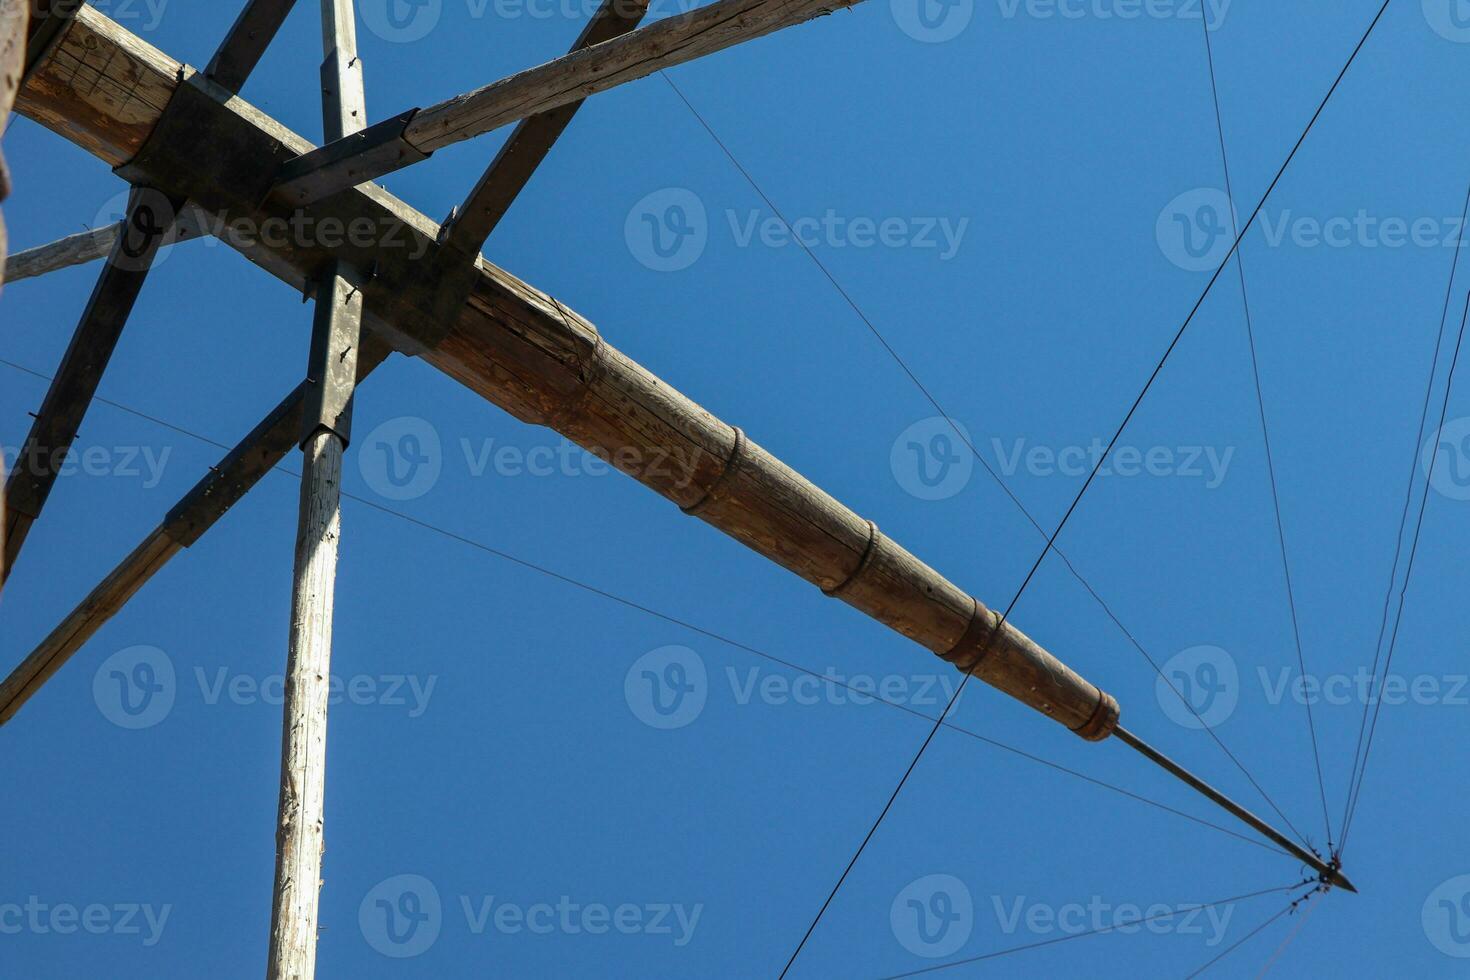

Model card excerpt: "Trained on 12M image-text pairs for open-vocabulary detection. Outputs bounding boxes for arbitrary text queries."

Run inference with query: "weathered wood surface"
[279,0,865,202]
[207,0,300,96]
[1,0,27,595]
[1,0,20,289]
[268,431,344,980]
[267,8,370,974]
[0,340,391,726]
[12,8,1122,740]
[442,0,650,257]
[1,206,209,284]
[2,184,182,585]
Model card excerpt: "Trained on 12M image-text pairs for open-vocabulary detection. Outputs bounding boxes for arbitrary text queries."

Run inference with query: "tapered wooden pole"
[266,3,366,977]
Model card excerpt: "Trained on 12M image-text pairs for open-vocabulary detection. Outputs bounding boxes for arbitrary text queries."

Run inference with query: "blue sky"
[4,0,1470,976]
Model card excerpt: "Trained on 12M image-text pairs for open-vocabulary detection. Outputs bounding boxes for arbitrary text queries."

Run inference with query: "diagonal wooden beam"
[2,184,184,585]
[0,340,390,725]
[13,9,1122,747]
[2,2,301,585]
[274,0,863,204]
[0,206,210,284]
[440,0,650,257]
[206,0,301,96]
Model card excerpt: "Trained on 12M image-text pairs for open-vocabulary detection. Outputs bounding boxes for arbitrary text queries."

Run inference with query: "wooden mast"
[266,2,366,977]
[9,7,1122,743]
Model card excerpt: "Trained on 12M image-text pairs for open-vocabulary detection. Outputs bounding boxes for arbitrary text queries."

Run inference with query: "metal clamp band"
[941,597,1001,672]
[1072,690,1121,742]
[823,520,881,597]
[681,425,746,516]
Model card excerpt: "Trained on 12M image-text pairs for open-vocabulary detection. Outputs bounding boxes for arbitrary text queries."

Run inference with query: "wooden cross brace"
[8,3,1123,742]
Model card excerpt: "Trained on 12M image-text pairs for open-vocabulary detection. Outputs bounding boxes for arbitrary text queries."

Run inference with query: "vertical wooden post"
[265,3,366,977]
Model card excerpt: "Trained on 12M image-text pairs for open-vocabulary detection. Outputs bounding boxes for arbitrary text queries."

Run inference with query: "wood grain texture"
[2,205,209,284]
[0,341,391,726]
[1,0,25,591]
[14,8,1121,741]
[0,528,179,723]
[267,432,344,980]
[403,0,865,152]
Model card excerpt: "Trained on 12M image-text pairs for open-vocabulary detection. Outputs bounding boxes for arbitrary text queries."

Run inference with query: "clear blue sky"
[4,0,1470,976]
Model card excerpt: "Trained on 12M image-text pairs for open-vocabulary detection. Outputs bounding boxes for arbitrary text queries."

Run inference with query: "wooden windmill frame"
[0,0,1377,974]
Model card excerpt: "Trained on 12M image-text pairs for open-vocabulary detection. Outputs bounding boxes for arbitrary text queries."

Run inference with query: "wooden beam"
[267,5,368,976]
[274,0,863,204]
[206,0,300,95]
[2,0,25,284]
[13,8,1123,742]
[441,0,650,257]
[2,0,29,596]
[0,341,390,726]
[2,185,184,585]
[0,206,210,284]
[3,1,304,585]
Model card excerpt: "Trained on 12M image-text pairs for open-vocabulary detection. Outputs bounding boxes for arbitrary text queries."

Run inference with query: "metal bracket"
[116,71,465,351]
[301,261,365,448]
[273,110,428,207]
